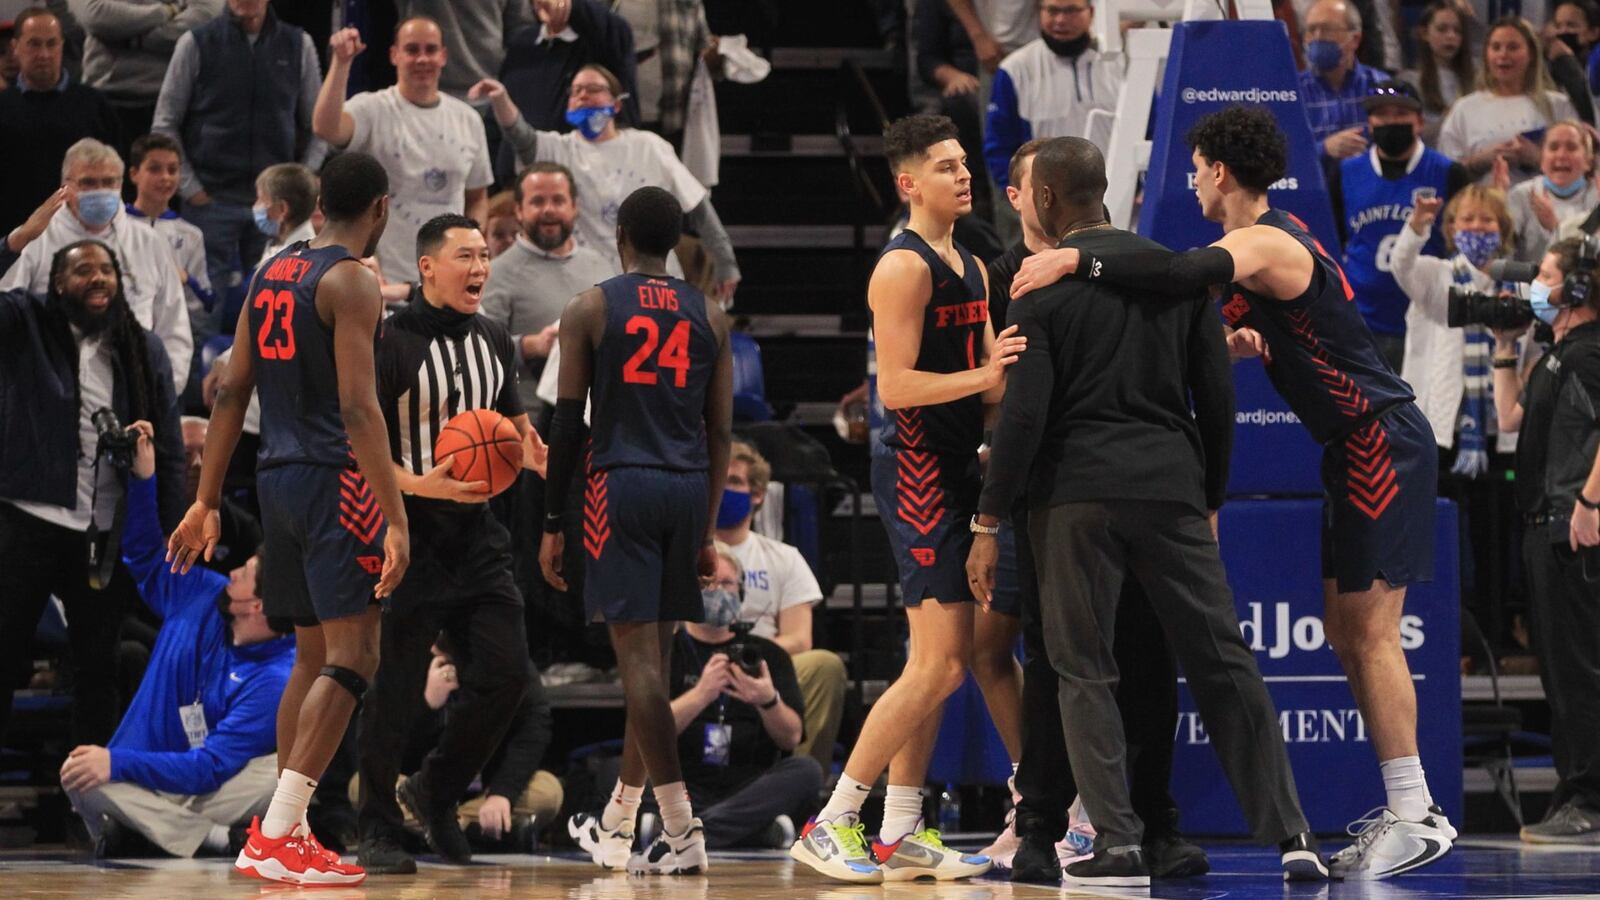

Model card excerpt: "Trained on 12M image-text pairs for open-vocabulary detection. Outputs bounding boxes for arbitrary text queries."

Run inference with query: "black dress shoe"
[1144,828,1209,878]
[396,775,472,865]
[1010,829,1061,883]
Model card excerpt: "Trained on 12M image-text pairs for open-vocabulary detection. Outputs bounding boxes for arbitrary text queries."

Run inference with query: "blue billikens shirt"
[1338,144,1455,337]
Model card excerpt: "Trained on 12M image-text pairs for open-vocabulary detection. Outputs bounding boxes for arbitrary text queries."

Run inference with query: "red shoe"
[297,825,363,876]
[235,817,367,886]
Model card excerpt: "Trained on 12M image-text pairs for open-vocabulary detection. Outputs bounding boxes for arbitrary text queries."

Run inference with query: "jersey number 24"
[622,315,690,387]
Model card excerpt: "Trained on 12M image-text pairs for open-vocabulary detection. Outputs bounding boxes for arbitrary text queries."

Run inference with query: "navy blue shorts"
[1320,402,1437,594]
[582,466,709,624]
[987,519,1024,618]
[258,462,387,624]
[870,449,978,607]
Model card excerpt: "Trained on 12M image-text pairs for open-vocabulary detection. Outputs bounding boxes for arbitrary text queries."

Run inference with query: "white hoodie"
[3,205,192,393]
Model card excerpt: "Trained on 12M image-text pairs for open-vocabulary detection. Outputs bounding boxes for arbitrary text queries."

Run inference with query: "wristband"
[758,694,780,710]
[1580,492,1600,511]
[542,513,564,534]
[1492,356,1518,369]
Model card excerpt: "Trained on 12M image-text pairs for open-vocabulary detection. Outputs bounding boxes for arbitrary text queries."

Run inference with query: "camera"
[722,622,765,677]
[91,408,136,470]
[1446,286,1534,330]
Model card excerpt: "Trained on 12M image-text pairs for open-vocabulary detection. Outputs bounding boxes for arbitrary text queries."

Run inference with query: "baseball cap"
[1362,80,1423,113]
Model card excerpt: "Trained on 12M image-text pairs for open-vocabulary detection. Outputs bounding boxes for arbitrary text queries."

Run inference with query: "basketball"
[433,409,522,499]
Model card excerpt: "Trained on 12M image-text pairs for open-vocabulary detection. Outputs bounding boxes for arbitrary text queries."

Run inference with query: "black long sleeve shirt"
[978,228,1235,519]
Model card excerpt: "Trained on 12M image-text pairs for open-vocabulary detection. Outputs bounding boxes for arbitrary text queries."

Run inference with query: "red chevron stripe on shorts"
[1283,309,1373,421]
[896,449,944,536]
[583,467,611,559]
[337,469,384,545]
[1345,421,1400,520]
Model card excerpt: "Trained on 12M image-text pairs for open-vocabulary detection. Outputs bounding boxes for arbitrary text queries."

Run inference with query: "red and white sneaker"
[297,825,363,876]
[235,817,367,886]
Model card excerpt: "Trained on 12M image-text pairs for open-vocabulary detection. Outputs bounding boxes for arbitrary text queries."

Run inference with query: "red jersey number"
[253,289,297,361]
[621,316,691,387]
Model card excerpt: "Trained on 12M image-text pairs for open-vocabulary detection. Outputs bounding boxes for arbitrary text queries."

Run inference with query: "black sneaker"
[1142,808,1208,878]
[1009,829,1061,884]
[357,833,418,875]
[90,814,127,859]
[1279,831,1329,881]
[1063,845,1150,887]
[396,775,473,865]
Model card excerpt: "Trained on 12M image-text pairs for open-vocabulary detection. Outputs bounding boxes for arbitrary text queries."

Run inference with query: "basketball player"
[1011,105,1453,878]
[539,186,733,875]
[788,114,1024,884]
[358,214,550,873]
[167,151,409,886]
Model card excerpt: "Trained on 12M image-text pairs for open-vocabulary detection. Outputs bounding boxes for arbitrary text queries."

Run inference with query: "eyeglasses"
[709,579,741,591]
[1305,23,1351,38]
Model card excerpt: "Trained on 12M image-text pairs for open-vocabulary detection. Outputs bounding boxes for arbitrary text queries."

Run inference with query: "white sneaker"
[978,807,1020,869]
[627,818,708,875]
[790,817,884,884]
[568,812,634,869]
[873,825,992,882]
[1328,808,1452,880]
[1429,804,1459,841]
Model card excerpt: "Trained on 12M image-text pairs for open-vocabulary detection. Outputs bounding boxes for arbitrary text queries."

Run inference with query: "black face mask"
[1043,32,1092,59]
[1372,123,1417,158]
[1558,32,1587,55]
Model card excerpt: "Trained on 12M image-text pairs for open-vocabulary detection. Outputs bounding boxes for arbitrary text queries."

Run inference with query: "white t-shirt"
[977,0,1038,54]
[345,87,493,283]
[726,531,823,641]
[5,333,118,532]
[1437,91,1578,186]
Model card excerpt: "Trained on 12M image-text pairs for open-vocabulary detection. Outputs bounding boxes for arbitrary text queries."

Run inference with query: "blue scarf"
[1450,257,1493,479]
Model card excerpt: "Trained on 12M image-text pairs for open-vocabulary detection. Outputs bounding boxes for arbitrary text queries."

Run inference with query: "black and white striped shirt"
[377,292,524,477]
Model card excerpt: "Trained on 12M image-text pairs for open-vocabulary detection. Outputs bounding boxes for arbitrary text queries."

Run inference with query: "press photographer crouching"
[665,544,823,849]
[1490,236,1600,844]
[0,240,184,752]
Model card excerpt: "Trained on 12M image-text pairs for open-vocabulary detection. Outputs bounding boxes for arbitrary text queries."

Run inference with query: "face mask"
[1372,123,1416,157]
[76,190,121,228]
[565,105,616,141]
[252,204,279,237]
[1306,39,1344,73]
[1544,176,1589,199]
[716,488,753,529]
[1529,279,1563,324]
[1454,229,1502,268]
[1558,32,1586,55]
[1042,32,1091,58]
[700,587,741,628]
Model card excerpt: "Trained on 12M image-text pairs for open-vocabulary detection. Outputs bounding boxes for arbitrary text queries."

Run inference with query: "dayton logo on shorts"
[355,555,383,575]
[1222,293,1251,326]
[910,547,937,567]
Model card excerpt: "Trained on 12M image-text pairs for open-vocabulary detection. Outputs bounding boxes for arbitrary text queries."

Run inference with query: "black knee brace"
[320,665,369,699]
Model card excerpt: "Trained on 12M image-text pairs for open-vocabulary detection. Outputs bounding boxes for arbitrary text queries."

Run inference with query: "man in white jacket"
[1,139,192,393]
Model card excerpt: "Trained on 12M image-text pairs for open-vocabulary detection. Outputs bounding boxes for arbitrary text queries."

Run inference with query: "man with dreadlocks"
[0,239,185,754]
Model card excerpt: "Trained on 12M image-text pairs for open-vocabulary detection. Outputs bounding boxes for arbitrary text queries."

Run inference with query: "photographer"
[1491,237,1600,843]
[666,545,822,849]
[0,239,183,752]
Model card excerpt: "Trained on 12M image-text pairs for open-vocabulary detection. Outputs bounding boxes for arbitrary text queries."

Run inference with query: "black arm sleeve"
[912,0,952,87]
[1076,245,1237,299]
[1186,299,1235,510]
[978,298,1054,518]
[1327,162,1348,248]
[542,398,586,531]
[1550,54,1597,126]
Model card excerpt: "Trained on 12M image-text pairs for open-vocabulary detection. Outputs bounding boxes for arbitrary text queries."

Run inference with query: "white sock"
[653,781,693,838]
[818,774,871,824]
[880,784,924,844]
[600,781,644,831]
[1380,756,1431,821]
[201,824,231,852]
[261,769,317,839]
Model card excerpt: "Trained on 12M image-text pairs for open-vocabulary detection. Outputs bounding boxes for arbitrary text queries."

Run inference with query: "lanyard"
[679,633,726,724]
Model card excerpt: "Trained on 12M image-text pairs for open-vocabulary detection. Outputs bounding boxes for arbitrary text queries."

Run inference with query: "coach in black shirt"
[966,138,1318,887]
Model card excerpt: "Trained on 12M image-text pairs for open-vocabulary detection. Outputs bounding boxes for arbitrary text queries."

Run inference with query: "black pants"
[0,502,129,747]
[689,755,824,849]
[1523,530,1600,813]
[357,505,531,841]
[1031,500,1308,847]
[1012,511,1179,839]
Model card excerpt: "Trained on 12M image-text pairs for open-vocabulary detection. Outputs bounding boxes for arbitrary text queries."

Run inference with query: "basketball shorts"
[870,449,979,607]
[1320,402,1437,594]
[258,462,387,625]
[582,465,710,624]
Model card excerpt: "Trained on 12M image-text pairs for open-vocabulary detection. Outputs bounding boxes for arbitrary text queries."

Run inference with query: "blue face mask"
[76,190,121,228]
[252,205,278,237]
[1544,176,1589,200]
[716,489,753,529]
[1455,229,1502,268]
[1529,280,1563,324]
[700,587,741,628]
[1305,39,1344,73]
[565,105,616,141]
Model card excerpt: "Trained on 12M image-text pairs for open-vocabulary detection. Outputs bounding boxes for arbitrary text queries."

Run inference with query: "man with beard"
[0,239,185,755]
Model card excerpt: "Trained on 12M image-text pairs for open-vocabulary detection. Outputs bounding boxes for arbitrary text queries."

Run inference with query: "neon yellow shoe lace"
[831,821,872,859]
[909,827,953,851]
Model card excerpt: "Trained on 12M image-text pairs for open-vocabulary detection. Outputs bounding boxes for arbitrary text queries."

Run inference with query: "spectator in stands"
[400,0,534,100]
[913,0,990,221]
[0,240,184,754]
[1440,17,1577,187]
[72,0,225,150]
[1400,1,1476,146]
[1549,0,1600,69]
[983,0,1121,193]
[476,67,740,304]
[484,192,518,258]
[313,19,492,285]
[669,545,824,849]
[947,0,1038,75]
[1496,120,1600,264]
[712,441,846,771]
[152,0,325,300]
[124,134,214,358]
[0,8,119,234]
[1543,16,1598,127]
[62,423,291,858]
[2,139,192,391]
[498,0,638,136]
[1294,0,1403,71]
[1298,0,1386,162]
[654,0,713,141]
[0,19,17,85]
[1328,80,1469,370]
[253,162,319,267]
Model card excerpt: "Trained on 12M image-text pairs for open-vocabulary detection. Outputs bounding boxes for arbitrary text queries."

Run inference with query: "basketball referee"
[357,214,547,873]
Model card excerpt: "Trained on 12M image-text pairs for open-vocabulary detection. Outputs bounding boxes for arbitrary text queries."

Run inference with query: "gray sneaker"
[1521,804,1600,844]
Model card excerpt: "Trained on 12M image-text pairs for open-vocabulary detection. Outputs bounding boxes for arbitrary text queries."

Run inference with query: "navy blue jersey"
[250,242,360,470]
[1220,209,1415,445]
[590,273,719,472]
[868,230,988,457]
[1339,148,1454,336]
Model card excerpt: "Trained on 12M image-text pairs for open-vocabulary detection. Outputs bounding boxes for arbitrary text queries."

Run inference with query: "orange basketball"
[433,409,522,499]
